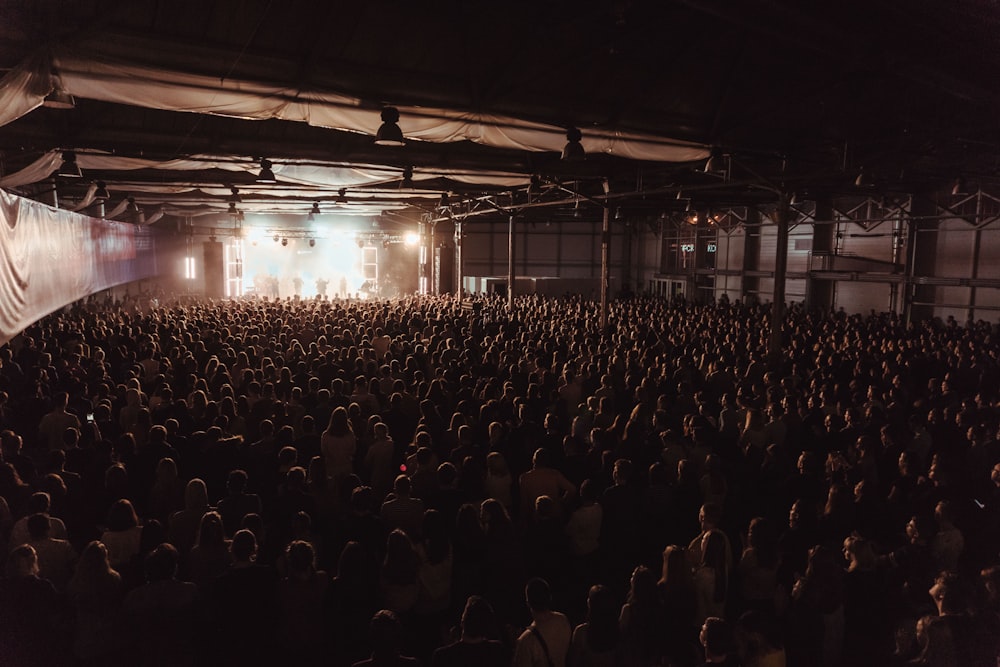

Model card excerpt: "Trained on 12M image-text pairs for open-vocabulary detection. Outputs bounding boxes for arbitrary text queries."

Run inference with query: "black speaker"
[203,241,224,299]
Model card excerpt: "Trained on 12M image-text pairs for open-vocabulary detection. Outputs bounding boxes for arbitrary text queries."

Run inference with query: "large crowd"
[0,290,998,667]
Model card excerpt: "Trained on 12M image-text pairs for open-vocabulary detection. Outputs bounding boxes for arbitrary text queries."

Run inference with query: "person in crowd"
[0,289,999,666]
[431,595,509,667]
[513,577,572,667]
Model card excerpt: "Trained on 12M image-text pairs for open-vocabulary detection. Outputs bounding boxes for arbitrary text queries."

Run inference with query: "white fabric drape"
[0,190,156,345]
[0,48,709,169]
[0,149,530,191]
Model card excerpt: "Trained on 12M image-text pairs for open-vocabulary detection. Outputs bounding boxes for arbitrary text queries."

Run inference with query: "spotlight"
[273,235,279,243]
[374,107,405,146]
[227,186,242,203]
[439,192,450,209]
[561,126,585,162]
[309,238,316,248]
[94,181,110,202]
[256,158,277,184]
[281,238,288,247]
[56,151,82,178]
[404,232,420,246]
[401,166,414,189]
[336,188,349,204]
[311,201,321,215]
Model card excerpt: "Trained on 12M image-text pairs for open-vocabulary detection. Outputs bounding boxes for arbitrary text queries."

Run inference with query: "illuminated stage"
[226,225,421,299]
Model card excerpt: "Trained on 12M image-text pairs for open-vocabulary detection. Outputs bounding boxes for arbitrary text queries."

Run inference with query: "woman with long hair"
[619,565,667,666]
[659,545,698,664]
[100,499,142,571]
[321,406,356,482]
[570,584,622,666]
[379,528,421,615]
[188,511,231,591]
[695,531,729,624]
[67,540,123,663]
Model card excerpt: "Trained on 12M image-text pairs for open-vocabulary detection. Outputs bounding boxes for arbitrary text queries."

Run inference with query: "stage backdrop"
[0,190,157,344]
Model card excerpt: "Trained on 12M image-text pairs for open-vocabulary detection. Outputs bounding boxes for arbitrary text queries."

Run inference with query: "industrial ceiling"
[1,0,999,231]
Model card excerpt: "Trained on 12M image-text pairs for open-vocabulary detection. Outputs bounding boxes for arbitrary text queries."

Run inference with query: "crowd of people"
[0,290,998,667]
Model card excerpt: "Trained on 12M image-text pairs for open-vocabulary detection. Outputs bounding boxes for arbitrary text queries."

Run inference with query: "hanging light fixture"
[439,192,450,210]
[309,239,316,247]
[94,181,110,202]
[336,188,349,204]
[126,197,139,214]
[561,126,585,161]
[256,158,277,184]
[703,148,727,175]
[374,107,405,146]
[43,86,76,109]
[307,201,321,221]
[56,151,82,178]
[228,202,238,215]
[281,238,288,247]
[228,186,242,203]
[401,166,414,189]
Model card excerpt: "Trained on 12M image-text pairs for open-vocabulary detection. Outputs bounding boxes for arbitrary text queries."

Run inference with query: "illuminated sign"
[707,243,717,252]
[681,243,695,253]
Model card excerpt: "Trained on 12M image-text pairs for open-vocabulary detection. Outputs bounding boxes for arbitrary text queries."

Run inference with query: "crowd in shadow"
[0,292,998,667]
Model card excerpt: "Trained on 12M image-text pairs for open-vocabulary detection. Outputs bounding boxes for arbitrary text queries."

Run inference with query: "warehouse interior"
[1,0,999,321]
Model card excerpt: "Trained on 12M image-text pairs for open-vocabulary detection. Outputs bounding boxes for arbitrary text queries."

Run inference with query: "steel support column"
[808,198,835,311]
[768,196,790,369]
[742,207,761,302]
[904,194,938,325]
[507,214,515,310]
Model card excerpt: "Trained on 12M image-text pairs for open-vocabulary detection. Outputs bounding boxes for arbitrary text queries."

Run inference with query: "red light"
[399,464,407,472]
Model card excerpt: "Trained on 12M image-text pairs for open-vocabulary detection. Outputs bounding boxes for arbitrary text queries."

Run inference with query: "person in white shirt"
[513,578,572,667]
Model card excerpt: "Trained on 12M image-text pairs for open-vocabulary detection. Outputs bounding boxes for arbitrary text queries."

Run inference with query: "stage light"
[309,239,316,247]
[404,232,420,246]
[281,238,288,246]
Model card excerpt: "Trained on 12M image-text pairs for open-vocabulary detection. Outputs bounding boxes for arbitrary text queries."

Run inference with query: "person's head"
[196,511,226,549]
[842,535,876,571]
[227,469,248,495]
[231,528,257,564]
[460,595,497,640]
[27,512,51,541]
[184,478,209,511]
[77,540,114,577]
[701,617,734,660]
[106,498,140,531]
[27,491,51,515]
[929,571,967,616]
[368,610,403,656]
[525,577,552,613]
[393,474,411,498]
[285,540,316,579]
[7,544,39,577]
[144,543,179,582]
[699,503,722,532]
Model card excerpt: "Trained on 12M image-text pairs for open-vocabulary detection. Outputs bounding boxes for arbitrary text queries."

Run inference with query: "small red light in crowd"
[399,464,407,472]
